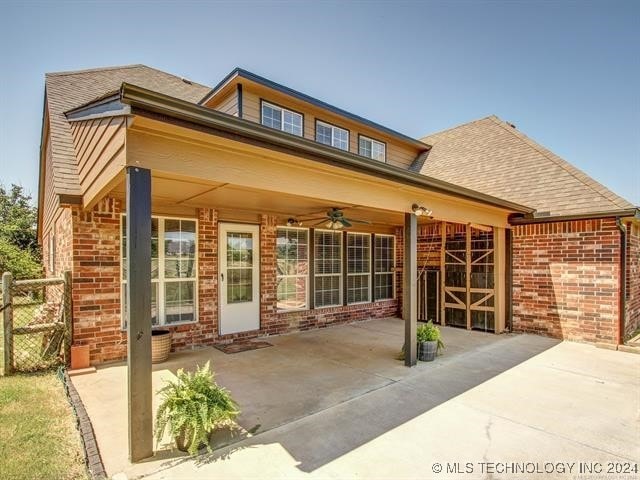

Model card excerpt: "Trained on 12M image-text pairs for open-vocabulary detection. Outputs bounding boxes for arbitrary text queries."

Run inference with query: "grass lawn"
[0,372,88,480]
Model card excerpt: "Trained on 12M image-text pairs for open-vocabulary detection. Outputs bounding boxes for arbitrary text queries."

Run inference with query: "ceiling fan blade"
[340,218,352,228]
[348,218,372,224]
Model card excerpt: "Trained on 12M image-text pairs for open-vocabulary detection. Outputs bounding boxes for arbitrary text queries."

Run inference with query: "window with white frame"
[374,234,395,300]
[314,230,342,307]
[347,233,371,304]
[276,228,309,310]
[121,216,197,327]
[316,121,349,151]
[359,135,386,162]
[261,101,303,136]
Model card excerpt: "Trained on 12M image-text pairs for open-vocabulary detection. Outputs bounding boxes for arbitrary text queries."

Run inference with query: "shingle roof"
[44,64,211,196]
[419,115,635,217]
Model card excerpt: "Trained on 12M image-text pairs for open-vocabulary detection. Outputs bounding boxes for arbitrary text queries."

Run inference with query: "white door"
[219,223,260,335]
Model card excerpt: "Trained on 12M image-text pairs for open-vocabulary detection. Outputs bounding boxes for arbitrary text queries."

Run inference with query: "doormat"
[214,341,273,354]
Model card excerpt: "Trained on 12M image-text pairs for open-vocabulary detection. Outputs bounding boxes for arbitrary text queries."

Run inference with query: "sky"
[0,0,638,206]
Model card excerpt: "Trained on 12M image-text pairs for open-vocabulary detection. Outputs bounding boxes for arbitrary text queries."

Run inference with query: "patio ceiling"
[109,171,432,231]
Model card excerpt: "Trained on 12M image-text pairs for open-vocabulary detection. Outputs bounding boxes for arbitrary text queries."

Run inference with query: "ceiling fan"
[291,208,371,230]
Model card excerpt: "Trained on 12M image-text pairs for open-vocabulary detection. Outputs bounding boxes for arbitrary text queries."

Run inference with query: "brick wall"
[512,218,621,344]
[67,204,402,364]
[257,214,399,339]
[71,198,125,363]
[625,222,640,338]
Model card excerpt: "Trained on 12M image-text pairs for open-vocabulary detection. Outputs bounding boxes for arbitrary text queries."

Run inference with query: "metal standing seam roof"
[419,115,636,217]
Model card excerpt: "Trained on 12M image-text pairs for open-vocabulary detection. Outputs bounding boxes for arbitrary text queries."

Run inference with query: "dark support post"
[403,213,417,367]
[126,166,153,462]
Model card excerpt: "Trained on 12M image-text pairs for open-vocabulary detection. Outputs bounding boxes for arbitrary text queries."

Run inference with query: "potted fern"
[417,321,444,362]
[155,362,239,455]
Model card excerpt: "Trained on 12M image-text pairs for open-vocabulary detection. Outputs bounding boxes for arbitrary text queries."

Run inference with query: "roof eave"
[510,208,640,225]
[120,83,533,215]
[199,68,431,150]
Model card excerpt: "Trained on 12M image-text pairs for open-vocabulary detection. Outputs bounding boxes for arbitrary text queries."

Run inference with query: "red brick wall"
[71,198,124,363]
[257,214,399,338]
[68,204,402,364]
[625,222,640,338]
[71,198,127,363]
[512,218,621,344]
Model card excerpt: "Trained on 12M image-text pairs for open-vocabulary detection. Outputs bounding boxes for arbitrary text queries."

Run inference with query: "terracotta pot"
[152,330,172,363]
[70,344,90,370]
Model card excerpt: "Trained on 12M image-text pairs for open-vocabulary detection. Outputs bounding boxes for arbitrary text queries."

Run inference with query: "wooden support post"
[2,272,14,375]
[439,221,446,326]
[466,224,472,330]
[494,227,506,333]
[63,270,72,365]
[403,213,417,367]
[126,166,153,462]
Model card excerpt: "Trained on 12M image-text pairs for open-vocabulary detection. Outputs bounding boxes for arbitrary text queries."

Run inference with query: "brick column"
[72,198,125,364]
[196,208,217,343]
[260,214,278,333]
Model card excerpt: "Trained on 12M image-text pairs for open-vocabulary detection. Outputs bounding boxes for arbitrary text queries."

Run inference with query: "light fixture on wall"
[412,204,433,217]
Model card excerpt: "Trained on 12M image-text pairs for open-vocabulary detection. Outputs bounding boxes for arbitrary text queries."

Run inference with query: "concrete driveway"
[72,318,640,479]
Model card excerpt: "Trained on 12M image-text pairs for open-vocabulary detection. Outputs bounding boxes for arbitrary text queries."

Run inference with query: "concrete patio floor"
[71,318,640,479]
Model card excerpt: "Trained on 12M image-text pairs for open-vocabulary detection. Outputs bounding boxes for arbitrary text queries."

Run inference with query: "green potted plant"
[155,361,239,455]
[417,320,444,362]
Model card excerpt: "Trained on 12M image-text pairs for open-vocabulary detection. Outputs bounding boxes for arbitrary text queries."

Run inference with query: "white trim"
[374,233,395,300]
[316,120,349,151]
[219,222,261,335]
[276,226,310,312]
[120,213,199,328]
[359,135,386,162]
[313,228,343,308]
[346,232,372,304]
[261,101,303,136]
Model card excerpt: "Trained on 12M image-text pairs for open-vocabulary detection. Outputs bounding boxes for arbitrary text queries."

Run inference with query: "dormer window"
[316,120,349,151]
[358,135,386,162]
[261,101,303,136]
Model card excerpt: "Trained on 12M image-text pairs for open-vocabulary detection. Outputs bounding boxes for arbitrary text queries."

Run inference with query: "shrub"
[155,362,239,455]
[416,320,445,353]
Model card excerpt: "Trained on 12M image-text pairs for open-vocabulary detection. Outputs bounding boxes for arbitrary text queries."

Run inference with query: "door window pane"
[226,232,253,303]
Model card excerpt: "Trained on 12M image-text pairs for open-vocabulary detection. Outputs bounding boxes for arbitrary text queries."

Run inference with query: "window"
[121,216,197,327]
[359,135,386,162]
[316,121,349,151]
[314,230,342,307]
[374,235,395,300]
[347,233,371,304]
[276,228,309,310]
[261,101,303,136]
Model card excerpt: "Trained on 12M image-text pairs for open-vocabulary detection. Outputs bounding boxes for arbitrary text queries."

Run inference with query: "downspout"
[506,228,513,332]
[616,218,627,345]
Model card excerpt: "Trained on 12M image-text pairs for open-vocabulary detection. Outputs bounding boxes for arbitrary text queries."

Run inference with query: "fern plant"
[417,321,445,354]
[155,361,239,455]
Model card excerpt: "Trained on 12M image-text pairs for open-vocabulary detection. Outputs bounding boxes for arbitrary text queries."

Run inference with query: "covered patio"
[72,318,562,477]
